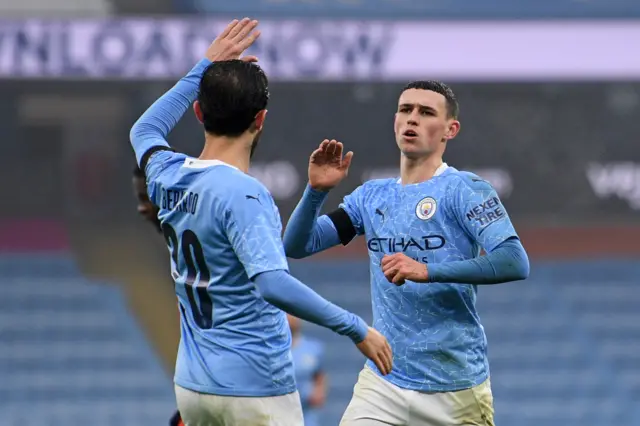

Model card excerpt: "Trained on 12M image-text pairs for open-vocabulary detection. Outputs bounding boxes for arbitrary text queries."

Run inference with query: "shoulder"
[353,178,397,198]
[145,150,188,181]
[442,168,496,193]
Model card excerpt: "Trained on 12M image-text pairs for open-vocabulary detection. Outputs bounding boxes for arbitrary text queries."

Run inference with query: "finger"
[238,30,261,52]
[381,255,399,269]
[240,55,259,63]
[320,139,330,152]
[373,355,388,376]
[384,343,393,373]
[217,19,239,40]
[334,142,344,159]
[227,17,251,39]
[380,254,392,267]
[382,350,392,375]
[327,140,338,156]
[392,272,406,286]
[232,19,258,42]
[383,267,397,282]
[340,151,354,171]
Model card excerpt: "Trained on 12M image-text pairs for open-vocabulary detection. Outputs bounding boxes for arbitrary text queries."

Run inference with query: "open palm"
[308,140,354,191]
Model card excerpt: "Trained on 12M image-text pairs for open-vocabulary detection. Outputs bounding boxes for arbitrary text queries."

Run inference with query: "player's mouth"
[402,129,418,140]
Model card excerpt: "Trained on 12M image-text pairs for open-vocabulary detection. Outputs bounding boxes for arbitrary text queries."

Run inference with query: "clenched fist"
[381,253,429,285]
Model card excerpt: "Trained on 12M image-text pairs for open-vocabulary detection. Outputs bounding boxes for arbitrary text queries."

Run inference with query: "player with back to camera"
[283,82,530,425]
[129,18,392,426]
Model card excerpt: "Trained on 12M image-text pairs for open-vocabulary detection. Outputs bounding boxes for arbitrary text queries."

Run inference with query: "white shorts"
[175,385,304,426]
[340,367,495,426]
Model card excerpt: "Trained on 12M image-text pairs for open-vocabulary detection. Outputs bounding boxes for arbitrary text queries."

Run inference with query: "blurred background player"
[287,314,327,426]
[283,82,530,425]
[132,166,184,426]
[129,18,392,425]
[132,166,161,232]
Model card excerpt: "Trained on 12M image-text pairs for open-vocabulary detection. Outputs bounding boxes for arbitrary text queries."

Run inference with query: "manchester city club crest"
[415,197,437,220]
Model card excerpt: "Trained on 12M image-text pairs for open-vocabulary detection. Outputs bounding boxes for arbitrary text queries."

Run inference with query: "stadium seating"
[0,254,175,426]
[289,259,640,426]
[2,254,638,426]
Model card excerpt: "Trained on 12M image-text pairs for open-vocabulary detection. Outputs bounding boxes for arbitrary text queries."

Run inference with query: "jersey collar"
[396,162,449,184]
[183,158,239,170]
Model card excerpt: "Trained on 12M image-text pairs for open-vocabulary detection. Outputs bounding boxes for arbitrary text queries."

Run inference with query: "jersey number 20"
[162,223,214,329]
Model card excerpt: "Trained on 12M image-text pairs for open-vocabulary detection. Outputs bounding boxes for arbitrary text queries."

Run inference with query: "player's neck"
[199,134,252,173]
[400,154,444,185]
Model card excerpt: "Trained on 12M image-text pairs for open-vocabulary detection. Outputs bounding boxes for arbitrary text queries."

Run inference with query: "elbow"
[510,249,530,282]
[129,120,144,145]
[283,243,311,260]
[512,258,530,281]
[282,234,312,260]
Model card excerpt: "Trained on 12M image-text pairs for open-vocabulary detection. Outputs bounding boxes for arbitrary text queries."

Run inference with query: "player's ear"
[254,109,268,132]
[444,119,461,140]
[193,101,204,124]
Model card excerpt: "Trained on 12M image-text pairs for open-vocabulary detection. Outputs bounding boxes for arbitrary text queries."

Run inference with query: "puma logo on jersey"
[246,194,262,205]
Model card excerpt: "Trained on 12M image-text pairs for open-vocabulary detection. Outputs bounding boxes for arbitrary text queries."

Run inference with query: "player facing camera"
[193,59,269,161]
[395,80,460,162]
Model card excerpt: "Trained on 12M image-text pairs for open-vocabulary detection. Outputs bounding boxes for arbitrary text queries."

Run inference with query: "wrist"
[307,183,332,195]
[308,183,333,193]
[415,264,429,283]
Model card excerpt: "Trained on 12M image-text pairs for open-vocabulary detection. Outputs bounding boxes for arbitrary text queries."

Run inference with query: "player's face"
[132,176,160,225]
[394,89,458,159]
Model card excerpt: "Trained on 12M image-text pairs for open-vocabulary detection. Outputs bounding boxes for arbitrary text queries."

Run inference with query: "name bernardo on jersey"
[161,187,200,214]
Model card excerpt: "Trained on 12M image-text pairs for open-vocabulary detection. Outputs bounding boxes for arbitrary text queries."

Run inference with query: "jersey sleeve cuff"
[352,316,369,344]
[304,184,330,203]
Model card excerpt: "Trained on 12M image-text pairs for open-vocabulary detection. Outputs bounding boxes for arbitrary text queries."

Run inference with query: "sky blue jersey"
[340,164,519,392]
[145,154,295,397]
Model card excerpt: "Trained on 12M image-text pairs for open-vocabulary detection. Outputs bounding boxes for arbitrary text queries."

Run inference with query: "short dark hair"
[402,81,459,119]
[198,60,269,137]
[133,165,145,178]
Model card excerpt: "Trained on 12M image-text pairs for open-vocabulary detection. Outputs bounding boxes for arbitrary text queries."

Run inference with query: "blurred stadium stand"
[292,260,640,426]
[0,251,176,426]
[1,0,639,424]
[177,0,640,19]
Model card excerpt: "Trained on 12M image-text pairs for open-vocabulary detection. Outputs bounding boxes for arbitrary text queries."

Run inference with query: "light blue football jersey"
[144,151,296,397]
[340,164,518,392]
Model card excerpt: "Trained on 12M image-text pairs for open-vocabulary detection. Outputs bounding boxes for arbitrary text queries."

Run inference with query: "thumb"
[340,151,354,171]
[241,55,259,63]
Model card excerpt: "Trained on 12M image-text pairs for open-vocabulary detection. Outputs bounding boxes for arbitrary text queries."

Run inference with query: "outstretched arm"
[283,185,341,258]
[284,140,362,259]
[129,18,261,172]
[130,59,209,170]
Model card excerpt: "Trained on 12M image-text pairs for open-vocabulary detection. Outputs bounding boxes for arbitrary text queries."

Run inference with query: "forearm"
[283,184,341,258]
[427,238,529,285]
[130,59,211,166]
[253,270,368,343]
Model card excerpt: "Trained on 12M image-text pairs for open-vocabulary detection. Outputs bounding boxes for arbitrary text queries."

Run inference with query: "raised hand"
[355,327,393,375]
[308,139,354,192]
[206,18,261,63]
